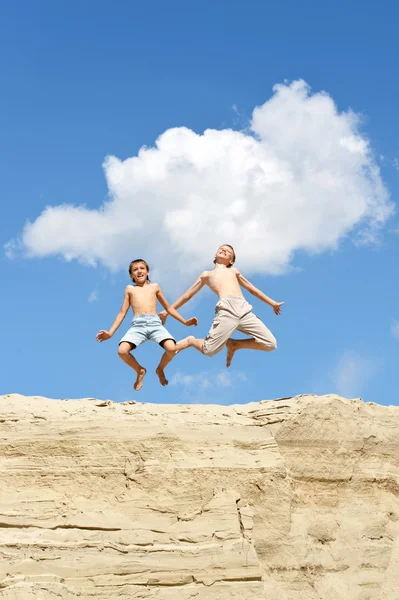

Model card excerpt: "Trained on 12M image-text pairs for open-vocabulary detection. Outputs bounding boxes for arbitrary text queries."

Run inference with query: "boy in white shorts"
[96,259,197,390]
[160,245,283,367]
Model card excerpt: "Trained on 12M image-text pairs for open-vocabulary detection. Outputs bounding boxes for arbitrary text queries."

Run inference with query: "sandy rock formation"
[0,393,398,599]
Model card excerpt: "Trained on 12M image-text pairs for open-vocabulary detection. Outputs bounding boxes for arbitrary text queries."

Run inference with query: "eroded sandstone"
[0,393,398,599]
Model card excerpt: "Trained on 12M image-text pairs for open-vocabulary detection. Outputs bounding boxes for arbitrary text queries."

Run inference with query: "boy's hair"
[213,244,236,268]
[128,259,151,282]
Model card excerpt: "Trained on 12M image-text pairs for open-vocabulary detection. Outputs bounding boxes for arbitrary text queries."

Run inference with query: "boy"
[160,245,283,367]
[96,259,197,390]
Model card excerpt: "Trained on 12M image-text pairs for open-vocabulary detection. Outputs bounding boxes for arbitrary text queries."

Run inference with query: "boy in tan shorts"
[159,245,283,367]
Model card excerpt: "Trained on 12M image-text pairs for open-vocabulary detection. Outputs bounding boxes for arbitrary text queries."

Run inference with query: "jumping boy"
[159,245,283,367]
[96,259,197,390]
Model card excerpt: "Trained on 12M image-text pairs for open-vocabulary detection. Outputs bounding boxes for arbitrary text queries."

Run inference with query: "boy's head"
[128,259,150,284]
[213,244,236,268]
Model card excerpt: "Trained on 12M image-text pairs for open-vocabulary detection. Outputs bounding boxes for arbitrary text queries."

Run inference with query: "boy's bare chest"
[130,286,157,308]
[208,270,235,285]
[207,270,237,291]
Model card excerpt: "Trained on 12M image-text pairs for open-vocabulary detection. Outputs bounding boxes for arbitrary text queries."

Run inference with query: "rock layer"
[0,393,398,599]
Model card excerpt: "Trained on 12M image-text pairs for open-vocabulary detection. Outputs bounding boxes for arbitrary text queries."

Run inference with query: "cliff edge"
[1,393,398,599]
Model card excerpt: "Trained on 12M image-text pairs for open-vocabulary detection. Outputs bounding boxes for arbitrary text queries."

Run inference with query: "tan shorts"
[202,296,277,357]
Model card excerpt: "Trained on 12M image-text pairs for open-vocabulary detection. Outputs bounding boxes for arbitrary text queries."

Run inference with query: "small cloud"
[4,242,15,259]
[215,370,248,388]
[4,239,20,259]
[330,351,377,398]
[215,371,233,388]
[170,372,211,390]
[391,320,399,339]
[393,158,399,171]
[171,369,247,391]
[88,289,99,303]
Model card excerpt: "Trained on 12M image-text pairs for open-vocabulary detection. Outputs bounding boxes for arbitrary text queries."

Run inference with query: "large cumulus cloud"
[10,80,393,282]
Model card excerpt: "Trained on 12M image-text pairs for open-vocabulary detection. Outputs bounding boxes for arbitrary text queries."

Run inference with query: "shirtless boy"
[160,245,283,367]
[96,259,197,390]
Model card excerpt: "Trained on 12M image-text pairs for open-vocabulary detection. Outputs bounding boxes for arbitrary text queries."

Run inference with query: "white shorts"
[202,296,277,357]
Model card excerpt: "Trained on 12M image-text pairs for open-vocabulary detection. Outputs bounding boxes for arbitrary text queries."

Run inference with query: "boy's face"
[215,245,234,266]
[130,261,149,284]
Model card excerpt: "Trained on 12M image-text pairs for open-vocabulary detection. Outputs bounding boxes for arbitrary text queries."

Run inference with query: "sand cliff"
[0,393,398,599]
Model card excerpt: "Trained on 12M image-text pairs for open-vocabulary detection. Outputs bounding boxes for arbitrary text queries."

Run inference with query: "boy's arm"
[158,273,206,323]
[96,287,131,342]
[156,286,198,327]
[171,273,206,309]
[236,270,284,315]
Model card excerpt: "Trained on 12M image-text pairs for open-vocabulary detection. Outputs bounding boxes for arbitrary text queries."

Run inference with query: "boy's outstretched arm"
[236,270,284,315]
[96,287,131,342]
[158,274,205,323]
[156,286,198,327]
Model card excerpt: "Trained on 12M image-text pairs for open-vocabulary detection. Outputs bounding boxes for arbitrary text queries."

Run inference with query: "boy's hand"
[96,330,112,342]
[272,302,284,316]
[158,310,168,324]
[185,317,198,327]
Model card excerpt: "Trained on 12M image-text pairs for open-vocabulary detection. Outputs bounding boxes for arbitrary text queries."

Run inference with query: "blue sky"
[1,0,398,406]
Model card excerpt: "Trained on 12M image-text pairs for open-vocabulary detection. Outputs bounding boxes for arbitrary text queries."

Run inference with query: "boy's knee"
[268,337,277,351]
[260,336,277,351]
[118,344,131,358]
[202,341,221,357]
[162,340,176,354]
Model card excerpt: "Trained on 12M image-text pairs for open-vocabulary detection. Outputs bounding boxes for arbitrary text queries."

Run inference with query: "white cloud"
[4,240,17,259]
[215,370,247,387]
[215,371,233,388]
[170,372,212,390]
[393,158,399,171]
[8,80,393,284]
[391,320,399,339]
[171,369,246,390]
[330,351,377,398]
[88,288,98,303]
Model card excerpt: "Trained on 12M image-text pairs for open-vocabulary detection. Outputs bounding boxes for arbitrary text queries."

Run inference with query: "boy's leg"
[176,308,239,357]
[175,336,205,354]
[156,339,177,386]
[118,342,147,391]
[226,313,277,367]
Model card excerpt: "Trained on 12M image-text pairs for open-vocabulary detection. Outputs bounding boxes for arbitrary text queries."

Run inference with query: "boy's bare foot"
[226,340,236,368]
[134,368,147,391]
[175,336,194,355]
[156,367,168,386]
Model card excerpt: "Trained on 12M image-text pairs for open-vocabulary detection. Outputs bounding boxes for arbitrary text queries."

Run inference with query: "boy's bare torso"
[127,283,159,316]
[202,267,243,298]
